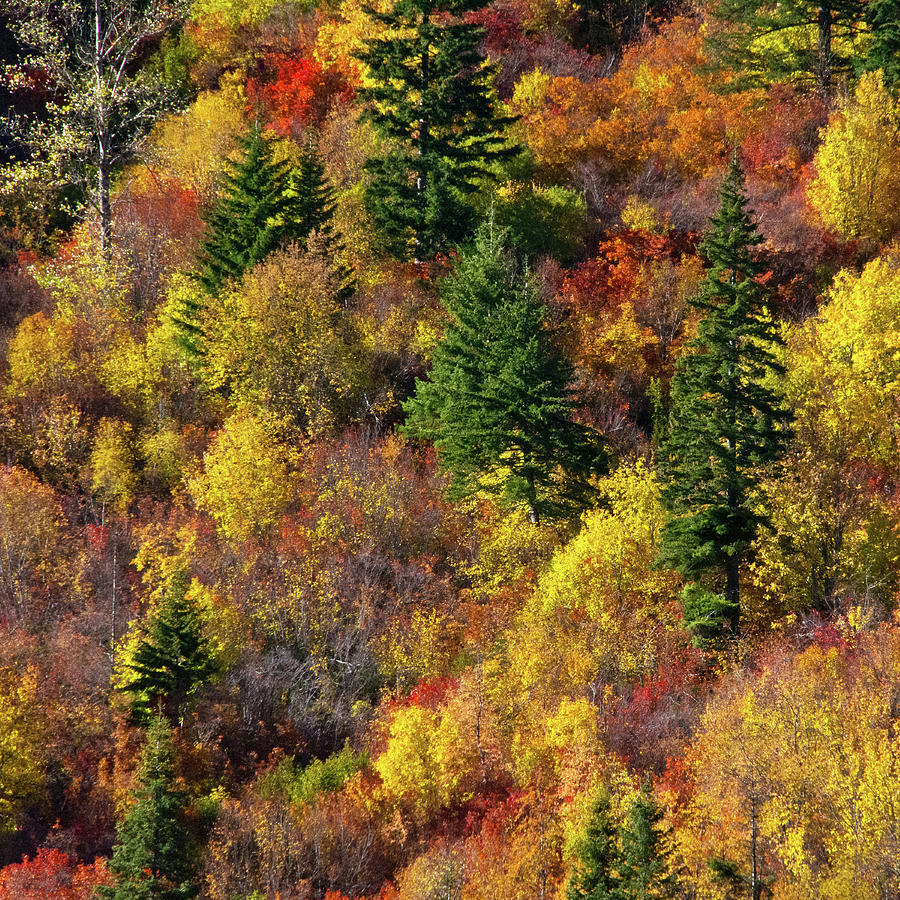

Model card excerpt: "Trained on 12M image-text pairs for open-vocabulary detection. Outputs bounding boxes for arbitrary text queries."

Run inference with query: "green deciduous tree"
[656,159,790,635]
[355,0,515,259]
[100,716,198,900]
[1,0,189,249]
[403,226,606,522]
[118,569,220,726]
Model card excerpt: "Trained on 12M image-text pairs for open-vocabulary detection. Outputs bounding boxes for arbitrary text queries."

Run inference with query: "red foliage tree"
[0,848,112,900]
[248,55,355,136]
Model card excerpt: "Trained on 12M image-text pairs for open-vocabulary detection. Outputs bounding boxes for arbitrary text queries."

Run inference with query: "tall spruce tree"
[567,792,625,900]
[288,139,354,300]
[656,159,790,636]
[120,569,219,727]
[100,717,198,900]
[196,123,297,293]
[403,226,606,522]
[355,0,516,259]
[619,787,677,900]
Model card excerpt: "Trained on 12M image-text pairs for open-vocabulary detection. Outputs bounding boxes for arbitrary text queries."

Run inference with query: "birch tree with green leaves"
[1,0,189,250]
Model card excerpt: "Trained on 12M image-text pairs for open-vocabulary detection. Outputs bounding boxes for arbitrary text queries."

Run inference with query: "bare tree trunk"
[99,153,112,250]
[817,4,833,100]
[750,796,761,900]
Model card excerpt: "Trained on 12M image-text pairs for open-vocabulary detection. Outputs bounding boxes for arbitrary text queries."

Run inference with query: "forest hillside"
[0,0,898,897]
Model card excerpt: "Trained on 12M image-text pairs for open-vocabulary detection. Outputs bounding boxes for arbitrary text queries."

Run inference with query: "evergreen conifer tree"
[99,716,198,900]
[864,0,900,87]
[403,226,606,522]
[567,792,625,900]
[196,123,296,293]
[355,0,516,259]
[290,139,338,240]
[120,569,219,726]
[288,139,355,300]
[179,127,352,356]
[619,786,677,900]
[656,159,790,637]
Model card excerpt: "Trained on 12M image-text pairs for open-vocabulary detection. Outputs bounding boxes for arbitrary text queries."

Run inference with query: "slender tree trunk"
[95,0,112,251]
[99,152,112,251]
[817,3,833,100]
[750,795,761,900]
[414,12,430,262]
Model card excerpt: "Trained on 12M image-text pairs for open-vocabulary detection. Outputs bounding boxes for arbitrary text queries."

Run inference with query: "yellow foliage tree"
[90,418,139,515]
[0,667,45,835]
[755,252,900,612]
[807,70,900,243]
[0,466,62,622]
[188,409,298,544]
[202,240,364,437]
[531,458,680,687]
[374,700,478,822]
[682,638,900,900]
[144,74,248,203]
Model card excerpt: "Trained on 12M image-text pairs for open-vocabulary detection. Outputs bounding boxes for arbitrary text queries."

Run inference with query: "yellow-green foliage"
[374,701,478,820]
[90,418,139,513]
[6,312,79,400]
[787,252,900,468]
[751,253,900,611]
[509,67,552,114]
[140,424,189,492]
[533,458,679,681]
[30,228,134,318]
[145,74,247,202]
[189,408,298,544]
[682,638,900,900]
[0,667,44,835]
[807,70,900,242]
[462,505,558,603]
[314,0,392,84]
[202,242,364,437]
[376,607,460,692]
[190,0,292,27]
[620,194,664,233]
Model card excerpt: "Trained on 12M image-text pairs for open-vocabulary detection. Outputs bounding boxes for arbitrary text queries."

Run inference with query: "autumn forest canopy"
[0,0,899,896]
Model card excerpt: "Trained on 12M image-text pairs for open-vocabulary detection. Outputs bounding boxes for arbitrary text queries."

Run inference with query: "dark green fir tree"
[567,792,625,900]
[355,0,516,259]
[619,786,678,900]
[196,123,297,293]
[403,225,606,522]
[99,716,198,900]
[120,569,220,727]
[656,159,790,638]
[288,138,354,300]
[864,0,900,87]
